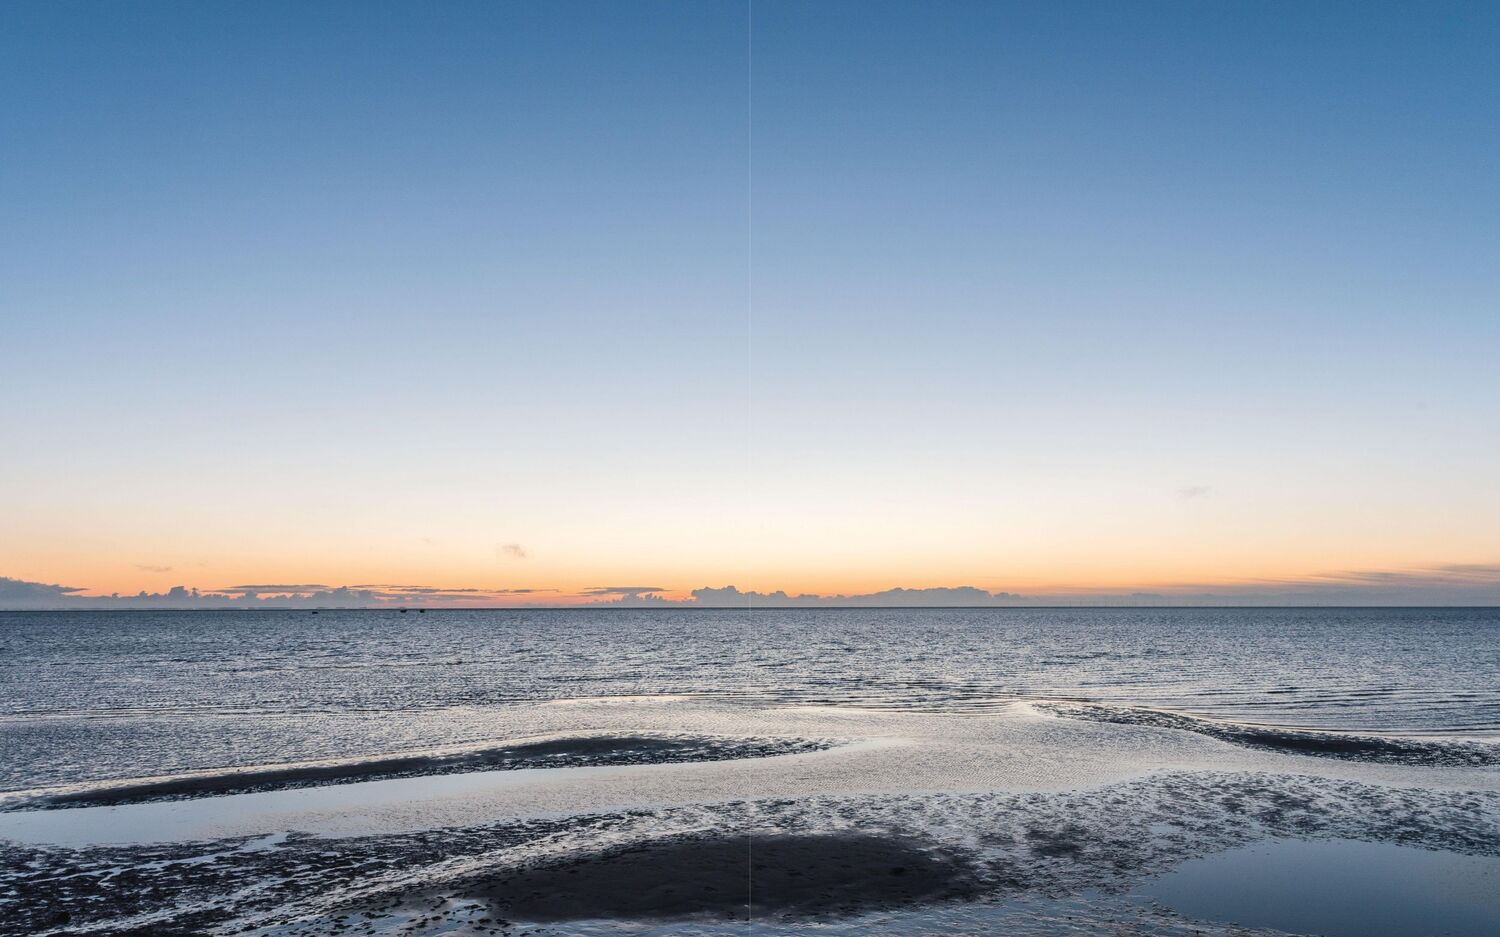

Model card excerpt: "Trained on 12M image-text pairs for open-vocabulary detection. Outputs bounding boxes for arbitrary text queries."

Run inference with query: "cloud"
[582,586,669,596]
[134,564,173,573]
[578,585,676,606]
[1297,563,1500,586]
[1177,485,1212,499]
[356,585,557,598]
[681,584,1020,605]
[498,543,528,559]
[0,577,87,604]
[363,586,486,594]
[1206,563,1500,604]
[588,592,684,607]
[0,578,393,609]
[674,585,1026,608]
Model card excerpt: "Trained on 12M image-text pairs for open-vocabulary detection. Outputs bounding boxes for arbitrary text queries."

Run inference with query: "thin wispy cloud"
[353,585,556,597]
[498,543,528,559]
[1312,563,1500,585]
[363,586,486,595]
[674,585,1020,608]
[582,586,669,596]
[1177,485,1212,499]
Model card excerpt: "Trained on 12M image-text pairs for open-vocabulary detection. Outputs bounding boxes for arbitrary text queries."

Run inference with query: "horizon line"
[5,604,1500,612]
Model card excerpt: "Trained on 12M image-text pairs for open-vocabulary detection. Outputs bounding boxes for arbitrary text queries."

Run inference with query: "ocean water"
[1,607,1497,792]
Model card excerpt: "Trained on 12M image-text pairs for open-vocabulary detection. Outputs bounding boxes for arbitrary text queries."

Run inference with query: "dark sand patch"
[1038,702,1500,767]
[14,734,833,810]
[464,832,984,922]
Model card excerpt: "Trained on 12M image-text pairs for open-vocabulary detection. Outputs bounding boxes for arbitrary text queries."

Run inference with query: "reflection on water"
[0,737,885,846]
[1142,838,1500,937]
[0,760,660,846]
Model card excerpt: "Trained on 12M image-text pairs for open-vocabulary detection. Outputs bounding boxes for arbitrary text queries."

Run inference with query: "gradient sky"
[3,1,1498,606]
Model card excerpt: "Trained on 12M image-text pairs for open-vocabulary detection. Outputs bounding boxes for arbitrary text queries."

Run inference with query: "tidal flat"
[2,608,1499,935]
[4,698,1500,936]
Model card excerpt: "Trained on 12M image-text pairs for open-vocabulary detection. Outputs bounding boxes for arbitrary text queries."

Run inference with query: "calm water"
[1143,838,1500,937]
[2,607,1497,790]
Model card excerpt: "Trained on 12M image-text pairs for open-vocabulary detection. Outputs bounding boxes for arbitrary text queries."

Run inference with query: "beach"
[2,608,1499,935]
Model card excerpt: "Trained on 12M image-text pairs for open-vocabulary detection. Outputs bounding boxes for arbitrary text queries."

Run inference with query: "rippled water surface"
[2,607,1497,790]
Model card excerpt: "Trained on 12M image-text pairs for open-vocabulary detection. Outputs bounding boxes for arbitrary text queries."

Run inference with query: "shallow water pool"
[1142,838,1500,937]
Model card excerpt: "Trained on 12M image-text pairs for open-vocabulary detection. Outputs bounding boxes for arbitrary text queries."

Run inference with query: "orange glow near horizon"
[6,475,1499,605]
[15,556,1499,606]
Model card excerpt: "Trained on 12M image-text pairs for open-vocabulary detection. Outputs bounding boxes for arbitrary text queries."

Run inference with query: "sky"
[3,1,1498,608]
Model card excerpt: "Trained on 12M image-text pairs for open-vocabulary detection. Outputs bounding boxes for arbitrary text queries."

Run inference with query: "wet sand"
[1040,701,1500,766]
[11,734,832,811]
[3,700,1499,936]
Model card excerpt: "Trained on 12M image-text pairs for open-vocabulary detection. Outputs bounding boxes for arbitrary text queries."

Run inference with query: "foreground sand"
[3,698,1499,936]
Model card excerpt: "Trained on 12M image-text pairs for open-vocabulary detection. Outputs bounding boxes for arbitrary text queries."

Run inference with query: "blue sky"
[3,1,1498,605]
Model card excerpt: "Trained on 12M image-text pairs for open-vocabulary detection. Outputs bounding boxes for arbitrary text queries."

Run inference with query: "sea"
[3,607,1498,789]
